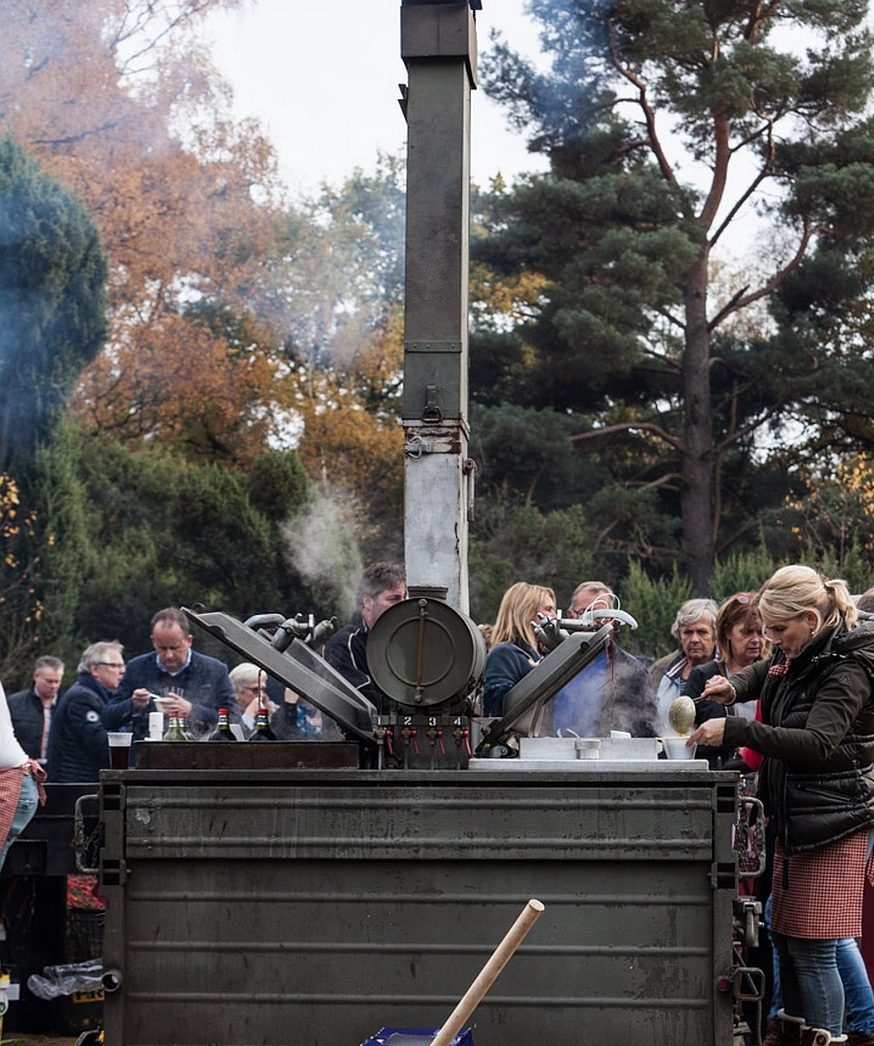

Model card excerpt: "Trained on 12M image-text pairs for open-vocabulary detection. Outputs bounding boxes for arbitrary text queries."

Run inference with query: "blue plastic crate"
[360,1029,475,1046]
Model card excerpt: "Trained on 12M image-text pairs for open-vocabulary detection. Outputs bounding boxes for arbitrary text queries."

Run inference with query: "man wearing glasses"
[546,581,658,738]
[46,641,126,783]
[103,607,236,740]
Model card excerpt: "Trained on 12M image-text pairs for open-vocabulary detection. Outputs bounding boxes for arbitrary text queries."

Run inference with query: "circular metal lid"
[366,596,485,708]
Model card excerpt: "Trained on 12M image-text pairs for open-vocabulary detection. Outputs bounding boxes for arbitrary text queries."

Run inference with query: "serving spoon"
[667,695,696,736]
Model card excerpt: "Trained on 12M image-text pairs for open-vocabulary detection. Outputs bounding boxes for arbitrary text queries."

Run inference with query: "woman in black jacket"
[690,566,874,1046]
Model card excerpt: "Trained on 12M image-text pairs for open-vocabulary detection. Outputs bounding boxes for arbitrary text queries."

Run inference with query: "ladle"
[668,695,696,736]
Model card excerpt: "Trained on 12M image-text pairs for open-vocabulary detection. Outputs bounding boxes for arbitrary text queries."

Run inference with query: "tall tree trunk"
[681,250,714,595]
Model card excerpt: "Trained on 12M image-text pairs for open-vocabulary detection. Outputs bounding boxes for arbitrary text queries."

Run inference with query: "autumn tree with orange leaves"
[0,2,413,664]
[0,0,293,465]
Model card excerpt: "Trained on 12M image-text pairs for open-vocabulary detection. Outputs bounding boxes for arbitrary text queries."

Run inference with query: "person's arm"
[177,662,236,732]
[483,645,535,718]
[102,691,152,730]
[723,660,871,769]
[101,695,136,729]
[324,629,384,708]
[689,664,728,728]
[324,631,371,692]
[69,696,110,771]
[726,659,769,702]
[684,661,718,701]
[102,663,151,728]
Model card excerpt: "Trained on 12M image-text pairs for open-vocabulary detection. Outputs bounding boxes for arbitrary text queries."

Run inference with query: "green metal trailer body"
[100,767,739,1046]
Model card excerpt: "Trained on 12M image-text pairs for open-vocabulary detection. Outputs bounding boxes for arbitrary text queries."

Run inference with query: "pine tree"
[480,0,874,591]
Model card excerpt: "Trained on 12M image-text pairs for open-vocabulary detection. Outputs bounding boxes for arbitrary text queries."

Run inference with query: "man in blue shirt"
[103,607,235,739]
[548,581,658,738]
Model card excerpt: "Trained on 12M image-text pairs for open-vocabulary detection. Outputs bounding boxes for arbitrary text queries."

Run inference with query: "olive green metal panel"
[101,769,738,1046]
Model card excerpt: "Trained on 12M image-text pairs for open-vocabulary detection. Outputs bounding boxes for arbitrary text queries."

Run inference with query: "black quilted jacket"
[724,622,874,853]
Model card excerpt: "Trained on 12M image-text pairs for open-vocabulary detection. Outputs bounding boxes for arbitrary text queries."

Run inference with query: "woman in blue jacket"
[482,581,556,718]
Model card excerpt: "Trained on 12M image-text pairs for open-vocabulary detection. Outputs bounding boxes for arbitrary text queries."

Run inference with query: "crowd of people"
[1,562,874,1045]
[479,567,874,1046]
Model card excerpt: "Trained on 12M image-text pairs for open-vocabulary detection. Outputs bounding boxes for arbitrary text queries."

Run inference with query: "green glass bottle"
[208,708,237,742]
[162,715,187,741]
[248,707,277,742]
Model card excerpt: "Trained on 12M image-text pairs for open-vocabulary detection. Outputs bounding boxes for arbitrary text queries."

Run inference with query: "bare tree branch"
[606,19,679,190]
[569,421,686,454]
[709,218,813,328]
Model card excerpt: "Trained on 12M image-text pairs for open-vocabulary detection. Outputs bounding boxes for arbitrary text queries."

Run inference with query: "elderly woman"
[650,597,718,734]
[691,566,874,1045]
[482,582,557,718]
[229,663,276,735]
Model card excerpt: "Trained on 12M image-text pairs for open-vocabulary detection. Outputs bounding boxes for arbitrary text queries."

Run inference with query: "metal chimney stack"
[399,0,478,613]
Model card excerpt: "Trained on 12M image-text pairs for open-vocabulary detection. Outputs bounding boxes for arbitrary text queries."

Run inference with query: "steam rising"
[282,484,362,618]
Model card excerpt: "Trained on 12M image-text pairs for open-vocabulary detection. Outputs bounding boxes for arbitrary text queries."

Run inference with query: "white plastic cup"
[107,731,133,769]
[148,711,165,741]
[663,736,697,760]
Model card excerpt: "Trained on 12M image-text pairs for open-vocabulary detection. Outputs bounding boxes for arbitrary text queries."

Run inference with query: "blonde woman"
[482,582,556,717]
[691,566,874,1045]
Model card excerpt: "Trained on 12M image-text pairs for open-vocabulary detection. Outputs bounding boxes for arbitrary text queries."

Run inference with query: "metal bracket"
[404,432,464,456]
[734,793,766,878]
[733,963,765,1002]
[422,383,444,424]
[463,457,477,520]
[733,897,762,949]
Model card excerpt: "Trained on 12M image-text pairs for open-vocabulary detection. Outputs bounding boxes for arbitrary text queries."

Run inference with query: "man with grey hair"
[8,655,64,763]
[650,598,718,732]
[47,641,126,783]
[545,581,658,737]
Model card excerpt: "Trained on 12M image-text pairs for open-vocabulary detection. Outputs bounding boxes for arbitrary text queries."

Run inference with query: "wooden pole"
[430,899,545,1046]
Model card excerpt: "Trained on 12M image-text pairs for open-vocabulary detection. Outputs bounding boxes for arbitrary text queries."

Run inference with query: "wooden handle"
[430,899,545,1046]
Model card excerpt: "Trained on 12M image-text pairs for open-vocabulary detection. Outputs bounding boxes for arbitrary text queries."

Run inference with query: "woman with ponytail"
[691,566,874,1045]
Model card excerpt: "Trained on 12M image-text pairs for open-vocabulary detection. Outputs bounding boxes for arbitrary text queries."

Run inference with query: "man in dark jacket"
[8,655,64,763]
[103,607,235,739]
[47,642,125,783]
[323,562,406,714]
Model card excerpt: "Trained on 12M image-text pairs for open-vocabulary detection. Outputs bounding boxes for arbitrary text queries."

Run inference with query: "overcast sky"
[207,0,549,199]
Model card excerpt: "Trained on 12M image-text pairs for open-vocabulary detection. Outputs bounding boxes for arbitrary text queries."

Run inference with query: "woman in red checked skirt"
[691,566,874,1046]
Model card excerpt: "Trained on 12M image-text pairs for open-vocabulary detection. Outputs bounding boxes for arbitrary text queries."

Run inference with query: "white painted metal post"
[400,1,477,612]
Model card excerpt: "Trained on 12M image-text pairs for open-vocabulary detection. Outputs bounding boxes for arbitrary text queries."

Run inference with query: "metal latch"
[733,896,762,949]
